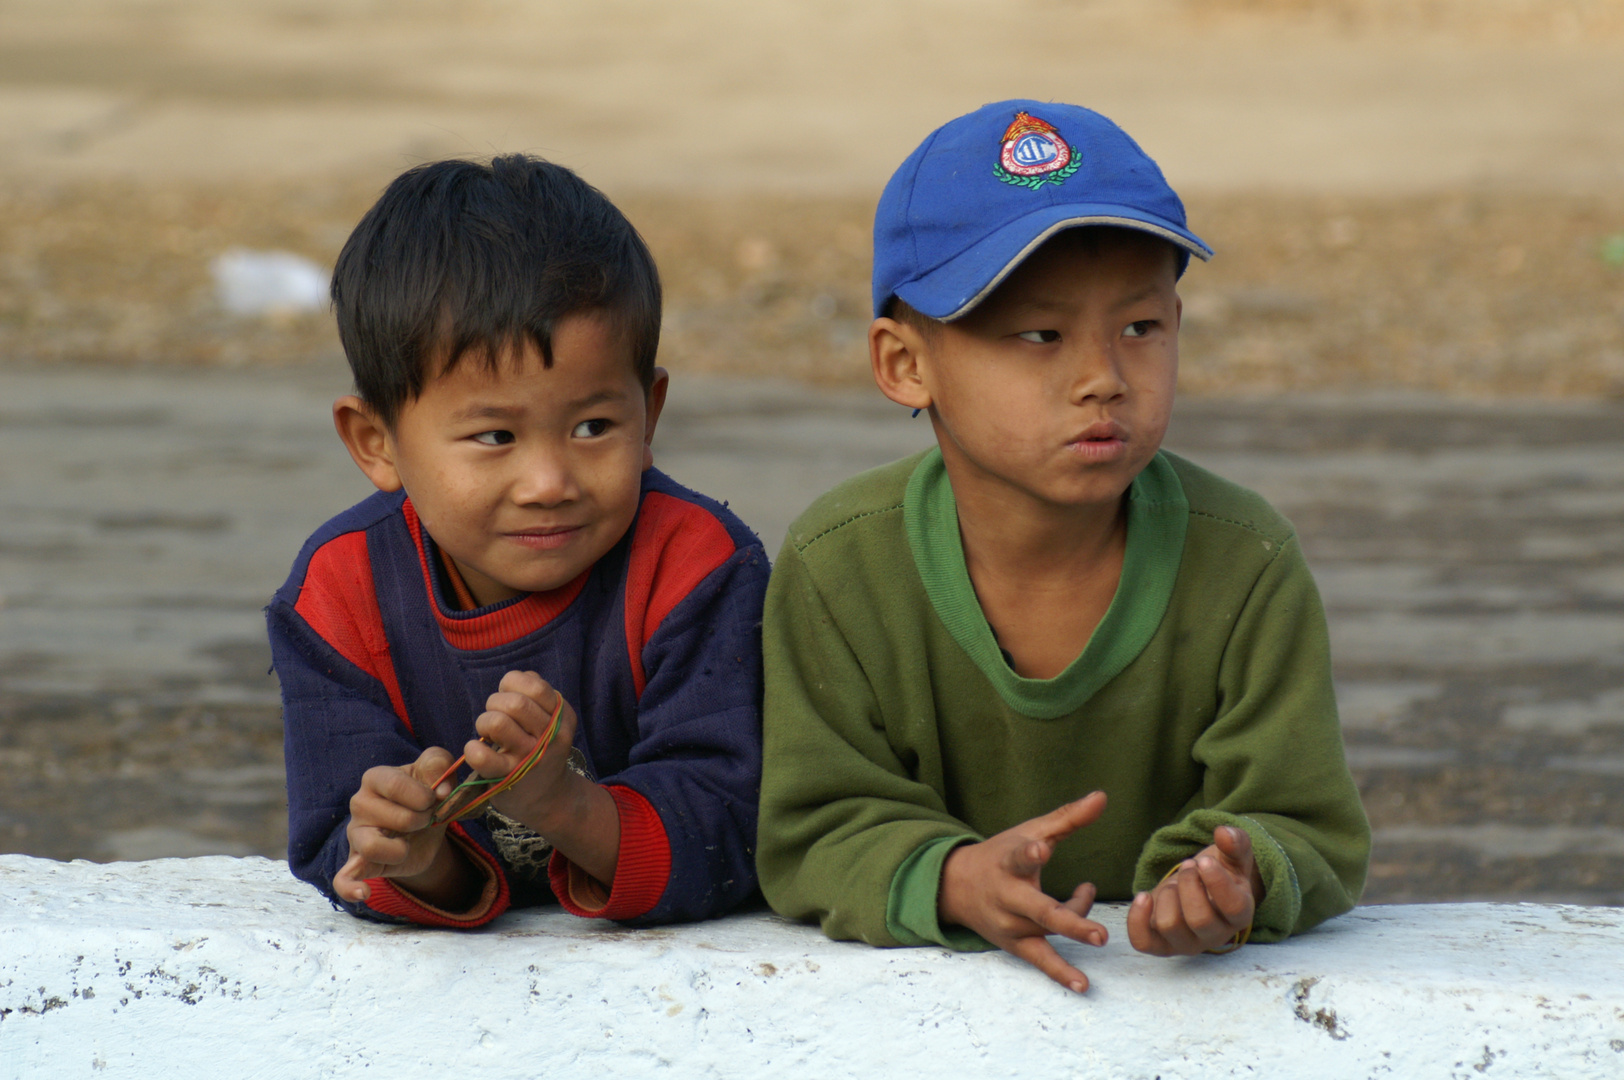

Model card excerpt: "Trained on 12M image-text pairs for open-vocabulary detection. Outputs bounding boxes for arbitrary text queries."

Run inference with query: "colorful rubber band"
[429,694,566,825]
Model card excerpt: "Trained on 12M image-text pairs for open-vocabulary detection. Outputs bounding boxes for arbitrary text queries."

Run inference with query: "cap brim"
[894,204,1213,322]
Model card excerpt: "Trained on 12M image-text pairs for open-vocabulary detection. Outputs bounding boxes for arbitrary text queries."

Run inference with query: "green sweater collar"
[904,448,1188,719]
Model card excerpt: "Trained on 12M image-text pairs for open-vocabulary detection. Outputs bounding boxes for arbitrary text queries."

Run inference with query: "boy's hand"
[938,792,1110,994]
[463,670,621,888]
[462,670,581,831]
[1127,825,1262,956]
[334,746,457,904]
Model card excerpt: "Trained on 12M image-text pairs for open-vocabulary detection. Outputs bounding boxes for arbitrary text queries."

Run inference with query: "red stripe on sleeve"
[547,785,671,921]
[362,824,512,927]
[622,492,737,696]
[294,530,412,733]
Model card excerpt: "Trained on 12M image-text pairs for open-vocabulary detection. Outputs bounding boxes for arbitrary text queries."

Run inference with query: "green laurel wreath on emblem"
[993,154,1083,190]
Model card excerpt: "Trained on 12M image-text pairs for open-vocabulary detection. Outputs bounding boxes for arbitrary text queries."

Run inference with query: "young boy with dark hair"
[757,101,1370,991]
[268,155,767,928]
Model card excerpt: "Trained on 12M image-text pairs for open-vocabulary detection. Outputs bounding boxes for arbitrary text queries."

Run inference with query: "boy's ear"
[640,366,670,471]
[870,317,933,413]
[332,395,405,493]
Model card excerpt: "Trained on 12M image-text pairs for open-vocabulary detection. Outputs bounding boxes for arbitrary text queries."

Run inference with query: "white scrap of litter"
[211,248,329,317]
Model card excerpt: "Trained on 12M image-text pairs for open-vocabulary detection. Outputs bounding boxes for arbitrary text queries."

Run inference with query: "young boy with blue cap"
[756,101,1370,992]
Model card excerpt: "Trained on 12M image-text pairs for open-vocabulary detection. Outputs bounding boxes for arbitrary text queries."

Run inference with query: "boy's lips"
[1066,420,1128,461]
[505,525,584,550]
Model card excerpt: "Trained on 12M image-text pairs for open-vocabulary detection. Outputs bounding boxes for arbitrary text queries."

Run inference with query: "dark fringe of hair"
[331,154,661,427]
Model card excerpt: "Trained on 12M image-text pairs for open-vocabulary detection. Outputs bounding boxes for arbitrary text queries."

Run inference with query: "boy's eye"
[1123,320,1157,339]
[1017,329,1061,344]
[472,430,515,446]
[572,418,611,438]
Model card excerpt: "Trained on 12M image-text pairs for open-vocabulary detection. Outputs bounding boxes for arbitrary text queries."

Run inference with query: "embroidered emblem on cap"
[993,111,1082,190]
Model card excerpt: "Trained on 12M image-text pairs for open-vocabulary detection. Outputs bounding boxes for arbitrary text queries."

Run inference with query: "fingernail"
[1198,855,1215,871]
[1069,980,1086,994]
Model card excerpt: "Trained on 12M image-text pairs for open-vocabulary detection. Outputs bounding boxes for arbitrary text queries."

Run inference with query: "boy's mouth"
[505,525,583,550]
[1067,421,1128,462]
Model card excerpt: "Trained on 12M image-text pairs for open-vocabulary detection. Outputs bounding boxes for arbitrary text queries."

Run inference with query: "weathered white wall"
[2,854,1621,1079]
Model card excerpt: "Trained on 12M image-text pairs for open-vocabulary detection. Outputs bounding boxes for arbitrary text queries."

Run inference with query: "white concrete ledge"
[2,855,1622,1079]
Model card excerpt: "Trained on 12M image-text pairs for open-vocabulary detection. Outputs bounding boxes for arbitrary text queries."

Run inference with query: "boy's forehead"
[427,310,640,384]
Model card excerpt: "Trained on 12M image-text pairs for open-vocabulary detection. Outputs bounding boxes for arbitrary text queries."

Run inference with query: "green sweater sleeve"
[756,537,980,947]
[1132,533,1370,941]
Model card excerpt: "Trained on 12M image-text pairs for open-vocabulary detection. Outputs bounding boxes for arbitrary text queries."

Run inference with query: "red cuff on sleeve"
[363,824,511,928]
[548,785,671,921]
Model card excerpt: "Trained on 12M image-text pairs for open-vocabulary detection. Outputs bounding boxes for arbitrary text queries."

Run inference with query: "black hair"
[884,296,942,336]
[331,154,661,428]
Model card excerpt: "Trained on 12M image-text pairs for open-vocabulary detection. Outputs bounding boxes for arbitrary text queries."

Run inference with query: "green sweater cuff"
[1134,812,1302,943]
[886,836,996,951]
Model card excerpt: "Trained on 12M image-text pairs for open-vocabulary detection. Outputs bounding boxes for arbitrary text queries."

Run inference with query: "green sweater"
[757,447,1369,950]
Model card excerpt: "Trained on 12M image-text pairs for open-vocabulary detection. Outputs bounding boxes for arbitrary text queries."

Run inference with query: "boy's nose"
[510,448,580,506]
[1068,339,1129,402]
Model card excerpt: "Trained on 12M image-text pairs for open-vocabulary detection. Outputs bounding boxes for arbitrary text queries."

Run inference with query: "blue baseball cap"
[872,100,1212,320]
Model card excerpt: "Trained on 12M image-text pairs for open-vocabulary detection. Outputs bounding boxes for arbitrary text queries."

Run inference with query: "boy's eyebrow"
[446,388,631,423]
[1110,283,1175,309]
[447,403,524,423]
[563,388,633,411]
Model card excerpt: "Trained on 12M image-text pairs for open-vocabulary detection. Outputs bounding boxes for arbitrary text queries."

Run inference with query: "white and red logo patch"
[994,112,1082,190]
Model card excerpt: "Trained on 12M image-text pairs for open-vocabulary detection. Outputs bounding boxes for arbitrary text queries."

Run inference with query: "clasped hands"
[333,670,582,907]
[937,791,1262,993]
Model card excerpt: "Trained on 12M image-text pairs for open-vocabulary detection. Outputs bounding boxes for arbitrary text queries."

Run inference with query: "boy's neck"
[947,460,1130,681]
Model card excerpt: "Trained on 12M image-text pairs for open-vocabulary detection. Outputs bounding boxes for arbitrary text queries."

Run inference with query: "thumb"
[1215,824,1254,869]
[333,852,380,903]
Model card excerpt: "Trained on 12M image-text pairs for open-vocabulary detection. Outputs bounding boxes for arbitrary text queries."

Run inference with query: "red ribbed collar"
[403,497,589,651]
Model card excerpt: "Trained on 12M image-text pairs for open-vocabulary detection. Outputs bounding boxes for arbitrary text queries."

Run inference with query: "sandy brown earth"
[4,180,1622,396]
[2,0,1623,397]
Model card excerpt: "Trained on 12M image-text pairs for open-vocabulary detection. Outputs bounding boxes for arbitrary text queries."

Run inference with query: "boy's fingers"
[1175,859,1229,943]
[1019,891,1107,947]
[359,765,436,815]
[347,824,410,867]
[497,669,554,702]
[408,747,455,792]
[334,851,384,903]
[492,671,567,730]
[1031,791,1108,844]
[1007,935,1092,994]
[482,691,552,736]
[473,708,534,754]
[1127,892,1173,956]
[1152,877,1202,954]
[350,786,433,833]
[1195,854,1254,925]
[1062,880,1098,919]
[1001,838,1055,879]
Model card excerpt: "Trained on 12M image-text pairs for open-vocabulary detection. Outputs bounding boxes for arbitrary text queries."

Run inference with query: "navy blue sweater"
[267,468,768,927]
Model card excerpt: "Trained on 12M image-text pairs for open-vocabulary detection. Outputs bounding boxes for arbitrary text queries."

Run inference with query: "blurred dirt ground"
[3,180,1623,397]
